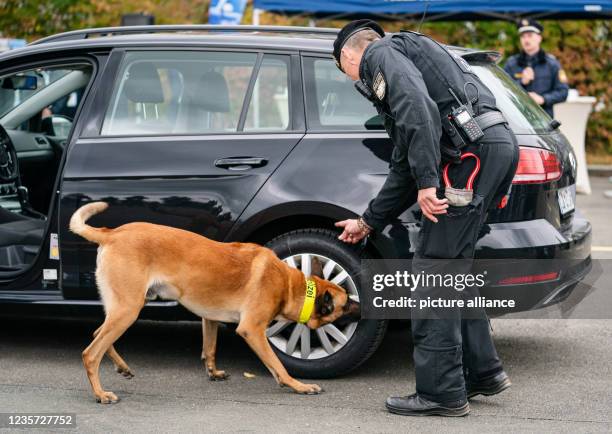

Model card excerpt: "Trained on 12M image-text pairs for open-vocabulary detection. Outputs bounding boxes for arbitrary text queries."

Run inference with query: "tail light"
[512,147,562,184]
[498,271,560,285]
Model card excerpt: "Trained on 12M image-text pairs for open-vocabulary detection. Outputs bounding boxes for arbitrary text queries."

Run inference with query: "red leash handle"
[443,152,481,191]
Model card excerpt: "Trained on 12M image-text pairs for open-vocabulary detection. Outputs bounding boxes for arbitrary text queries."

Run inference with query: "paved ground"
[1,177,611,433]
[580,176,612,252]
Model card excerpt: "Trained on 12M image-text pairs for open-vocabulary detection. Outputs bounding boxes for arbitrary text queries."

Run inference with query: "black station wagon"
[0,25,591,377]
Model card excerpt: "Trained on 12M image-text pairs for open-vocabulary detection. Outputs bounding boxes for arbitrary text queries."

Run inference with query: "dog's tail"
[69,202,110,245]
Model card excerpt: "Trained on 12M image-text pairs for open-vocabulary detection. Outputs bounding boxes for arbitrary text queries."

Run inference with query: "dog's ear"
[310,256,324,278]
[315,291,335,317]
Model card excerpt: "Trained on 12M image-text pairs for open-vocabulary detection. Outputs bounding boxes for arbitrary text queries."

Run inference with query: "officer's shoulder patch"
[558,69,568,83]
[448,50,473,73]
[373,70,386,101]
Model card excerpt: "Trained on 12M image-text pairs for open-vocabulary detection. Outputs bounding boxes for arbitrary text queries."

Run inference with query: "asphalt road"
[1,177,611,433]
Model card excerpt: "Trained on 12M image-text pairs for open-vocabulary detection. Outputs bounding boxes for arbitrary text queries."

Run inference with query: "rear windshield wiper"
[548,119,561,131]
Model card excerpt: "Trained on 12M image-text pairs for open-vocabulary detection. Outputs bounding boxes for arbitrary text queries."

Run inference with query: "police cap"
[517,18,543,35]
[333,19,385,71]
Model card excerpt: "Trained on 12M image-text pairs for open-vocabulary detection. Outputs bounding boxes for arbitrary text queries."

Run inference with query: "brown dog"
[69,202,360,403]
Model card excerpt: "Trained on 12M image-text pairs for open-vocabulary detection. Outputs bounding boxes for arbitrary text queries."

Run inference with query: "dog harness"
[298,279,317,323]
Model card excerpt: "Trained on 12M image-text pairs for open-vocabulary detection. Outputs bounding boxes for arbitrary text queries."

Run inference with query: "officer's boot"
[385,393,469,417]
[466,370,511,399]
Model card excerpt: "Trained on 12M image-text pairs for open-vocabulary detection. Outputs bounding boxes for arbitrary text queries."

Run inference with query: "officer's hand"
[418,187,448,223]
[335,219,367,244]
[528,92,545,105]
[521,67,534,85]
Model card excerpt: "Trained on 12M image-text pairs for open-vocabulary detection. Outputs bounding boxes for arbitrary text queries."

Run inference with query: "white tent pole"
[253,8,261,25]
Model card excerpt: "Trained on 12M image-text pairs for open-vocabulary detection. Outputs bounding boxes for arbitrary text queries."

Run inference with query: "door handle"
[214,157,268,170]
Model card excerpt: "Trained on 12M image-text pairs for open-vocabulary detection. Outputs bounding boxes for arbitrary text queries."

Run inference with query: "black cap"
[333,19,385,71]
[517,18,543,35]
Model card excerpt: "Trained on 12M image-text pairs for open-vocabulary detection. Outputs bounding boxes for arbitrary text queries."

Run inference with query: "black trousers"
[410,123,520,403]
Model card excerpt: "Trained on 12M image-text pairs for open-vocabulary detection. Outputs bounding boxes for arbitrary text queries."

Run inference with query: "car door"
[0,51,101,297]
[58,48,304,299]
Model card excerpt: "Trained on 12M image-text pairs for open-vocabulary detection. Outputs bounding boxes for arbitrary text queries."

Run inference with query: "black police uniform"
[356,31,520,404]
[504,49,569,117]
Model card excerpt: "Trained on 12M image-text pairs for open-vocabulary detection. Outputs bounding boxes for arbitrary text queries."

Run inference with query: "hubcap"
[266,253,359,360]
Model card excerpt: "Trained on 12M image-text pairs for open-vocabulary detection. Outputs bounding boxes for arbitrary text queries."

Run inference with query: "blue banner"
[209,0,247,25]
[253,0,611,19]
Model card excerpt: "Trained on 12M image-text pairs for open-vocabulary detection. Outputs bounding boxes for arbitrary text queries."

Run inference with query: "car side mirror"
[364,114,385,130]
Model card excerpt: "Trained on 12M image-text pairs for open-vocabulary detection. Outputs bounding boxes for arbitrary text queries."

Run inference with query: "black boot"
[385,393,469,417]
[466,370,511,399]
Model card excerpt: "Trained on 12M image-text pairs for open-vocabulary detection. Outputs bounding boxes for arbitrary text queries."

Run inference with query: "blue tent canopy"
[253,0,612,20]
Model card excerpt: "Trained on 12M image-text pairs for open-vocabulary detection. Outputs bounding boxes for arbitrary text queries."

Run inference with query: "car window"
[0,64,91,137]
[472,63,552,134]
[101,51,258,136]
[0,67,75,117]
[243,55,289,132]
[303,57,383,131]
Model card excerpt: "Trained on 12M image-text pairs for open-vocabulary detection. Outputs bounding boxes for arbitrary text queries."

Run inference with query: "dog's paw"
[116,366,134,379]
[297,383,323,395]
[96,391,120,404]
[208,370,230,381]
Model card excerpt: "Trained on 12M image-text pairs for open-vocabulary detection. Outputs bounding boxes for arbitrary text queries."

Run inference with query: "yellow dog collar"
[298,279,317,323]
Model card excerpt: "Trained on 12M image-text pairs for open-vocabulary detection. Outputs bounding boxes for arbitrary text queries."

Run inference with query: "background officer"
[333,20,518,417]
[504,19,569,117]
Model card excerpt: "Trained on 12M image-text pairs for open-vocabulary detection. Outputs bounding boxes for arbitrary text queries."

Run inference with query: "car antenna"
[416,0,430,33]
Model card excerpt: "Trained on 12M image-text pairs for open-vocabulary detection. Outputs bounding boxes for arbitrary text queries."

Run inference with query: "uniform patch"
[449,50,473,73]
[558,69,568,83]
[373,71,386,100]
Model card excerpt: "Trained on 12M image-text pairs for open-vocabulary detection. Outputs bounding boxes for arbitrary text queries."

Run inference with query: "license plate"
[558,185,575,215]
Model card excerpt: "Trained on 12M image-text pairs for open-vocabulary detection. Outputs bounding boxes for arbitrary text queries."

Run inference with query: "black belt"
[474,111,507,131]
[440,110,508,164]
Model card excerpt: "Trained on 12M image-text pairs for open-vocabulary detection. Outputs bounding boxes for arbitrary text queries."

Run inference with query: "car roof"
[0,25,500,63]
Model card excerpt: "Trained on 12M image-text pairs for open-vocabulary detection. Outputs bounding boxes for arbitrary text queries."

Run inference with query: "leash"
[443,151,511,209]
[443,152,481,206]
[298,279,317,323]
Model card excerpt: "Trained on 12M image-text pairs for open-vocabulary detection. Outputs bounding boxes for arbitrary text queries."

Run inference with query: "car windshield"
[472,62,553,135]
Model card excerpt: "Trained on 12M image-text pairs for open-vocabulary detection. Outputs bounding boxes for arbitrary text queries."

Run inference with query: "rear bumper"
[476,213,591,261]
[477,212,592,313]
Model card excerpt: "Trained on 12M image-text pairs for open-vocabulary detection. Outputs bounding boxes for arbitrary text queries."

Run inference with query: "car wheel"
[264,228,387,378]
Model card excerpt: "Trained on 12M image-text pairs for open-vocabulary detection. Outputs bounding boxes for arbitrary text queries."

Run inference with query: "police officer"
[504,19,569,117]
[333,20,519,417]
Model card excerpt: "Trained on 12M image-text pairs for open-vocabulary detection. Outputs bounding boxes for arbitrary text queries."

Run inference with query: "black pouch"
[441,144,462,165]
[418,194,485,259]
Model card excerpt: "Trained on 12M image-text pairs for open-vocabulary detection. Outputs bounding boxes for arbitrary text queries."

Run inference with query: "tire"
[264,228,387,378]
